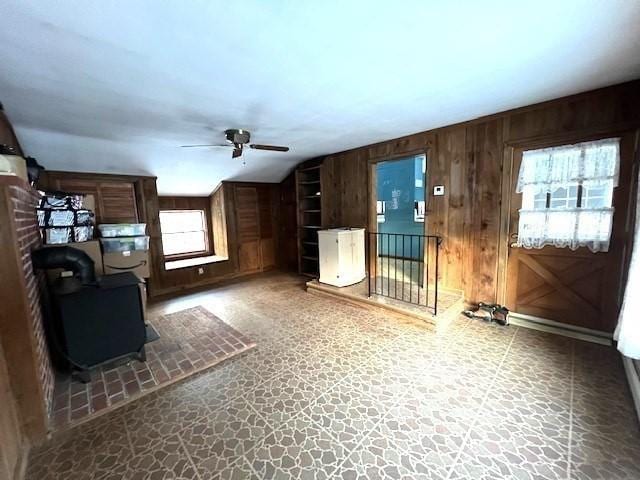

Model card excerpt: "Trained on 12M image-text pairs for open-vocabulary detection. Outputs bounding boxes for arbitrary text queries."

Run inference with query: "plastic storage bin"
[98,224,146,238]
[100,236,150,253]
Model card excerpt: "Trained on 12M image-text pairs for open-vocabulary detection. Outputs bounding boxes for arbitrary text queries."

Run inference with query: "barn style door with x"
[504,134,636,333]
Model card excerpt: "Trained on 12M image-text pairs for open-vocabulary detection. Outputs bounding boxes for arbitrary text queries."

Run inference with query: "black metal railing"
[366,232,443,315]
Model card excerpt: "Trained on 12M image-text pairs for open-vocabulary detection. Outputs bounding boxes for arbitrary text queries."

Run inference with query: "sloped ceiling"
[1,1,639,195]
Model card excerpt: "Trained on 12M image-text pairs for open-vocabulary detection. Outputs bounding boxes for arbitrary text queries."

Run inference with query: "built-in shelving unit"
[295,159,323,278]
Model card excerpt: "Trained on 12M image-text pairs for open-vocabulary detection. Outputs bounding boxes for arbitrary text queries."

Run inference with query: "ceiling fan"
[181,129,290,159]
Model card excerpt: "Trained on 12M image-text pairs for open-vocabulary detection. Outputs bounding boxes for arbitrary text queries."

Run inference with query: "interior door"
[505,134,635,333]
[257,186,275,270]
[234,186,261,273]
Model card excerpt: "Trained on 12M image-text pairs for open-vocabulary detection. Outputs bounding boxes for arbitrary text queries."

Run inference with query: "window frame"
[515,136,620,251]
[159,208,213,260]
[527,183,613,211]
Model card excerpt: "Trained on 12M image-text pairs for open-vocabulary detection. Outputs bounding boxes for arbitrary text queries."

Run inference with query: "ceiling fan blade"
[180,144,230,148]
[249,144,289,152]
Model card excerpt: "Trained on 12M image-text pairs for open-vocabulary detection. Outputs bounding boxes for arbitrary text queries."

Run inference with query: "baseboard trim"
[622,356,640,422]
[509,312,613,345]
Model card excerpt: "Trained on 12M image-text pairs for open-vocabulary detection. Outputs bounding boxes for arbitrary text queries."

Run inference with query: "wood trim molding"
[496,131,514,305]
[504,123,640,149]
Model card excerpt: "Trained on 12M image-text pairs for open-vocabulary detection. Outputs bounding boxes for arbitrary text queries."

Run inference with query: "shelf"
[296,163,323,277]
[298,165,322,172]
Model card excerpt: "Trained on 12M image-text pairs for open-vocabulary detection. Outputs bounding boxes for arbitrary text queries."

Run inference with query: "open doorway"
[370,153,438,308]
[376,153,427,240]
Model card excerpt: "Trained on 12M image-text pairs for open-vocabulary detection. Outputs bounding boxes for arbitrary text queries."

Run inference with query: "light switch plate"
[433,185,445,196]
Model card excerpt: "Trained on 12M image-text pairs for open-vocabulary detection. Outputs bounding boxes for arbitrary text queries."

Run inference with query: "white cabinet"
[318,228,366,287]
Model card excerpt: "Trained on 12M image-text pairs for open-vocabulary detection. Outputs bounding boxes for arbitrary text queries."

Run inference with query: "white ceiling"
[1,1,639,195]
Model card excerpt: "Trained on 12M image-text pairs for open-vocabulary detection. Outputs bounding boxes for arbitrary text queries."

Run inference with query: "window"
[517,138,619,252]
[160,210,209,257]
[414,201,425,222]
[376,201,386,223]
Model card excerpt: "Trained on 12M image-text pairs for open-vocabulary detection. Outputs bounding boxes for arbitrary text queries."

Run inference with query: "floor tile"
[122,382,210,454]
[26,417,131,480]
[305,380,395,450]
[27,273,640,480]
[185,356,266,408]
[180,396,273,478]
[124,434,199,480]
[243,368,325,425]
[462,413,569,480]
[245,416,349,480]
[333,426,444,480]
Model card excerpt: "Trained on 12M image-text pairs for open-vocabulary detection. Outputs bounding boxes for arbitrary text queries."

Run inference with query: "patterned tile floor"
[28,272,640,479]
[49,305,255,431]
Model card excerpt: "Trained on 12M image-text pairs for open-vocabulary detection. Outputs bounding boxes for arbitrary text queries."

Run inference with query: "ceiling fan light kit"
[181,128,290,159]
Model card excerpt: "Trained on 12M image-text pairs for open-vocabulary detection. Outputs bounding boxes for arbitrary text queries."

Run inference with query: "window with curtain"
[516,138,620,253]
[160,209,209,257]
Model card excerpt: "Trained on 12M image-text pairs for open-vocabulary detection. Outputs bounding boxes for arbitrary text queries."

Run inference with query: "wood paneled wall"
[315,80,640,304]
[210,185,229,258]
[277,171,298,272]
[0,102,23,155]
[147,182,282,297]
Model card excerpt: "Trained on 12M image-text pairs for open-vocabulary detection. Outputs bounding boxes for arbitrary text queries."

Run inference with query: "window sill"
[164,255,228,271]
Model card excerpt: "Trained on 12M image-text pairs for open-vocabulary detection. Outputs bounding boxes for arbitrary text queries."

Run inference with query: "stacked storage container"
[37,192,95,244]
[98,223,150,280]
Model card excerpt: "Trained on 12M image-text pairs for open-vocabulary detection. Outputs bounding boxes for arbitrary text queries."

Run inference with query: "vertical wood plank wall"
[315,81,640,305]
[146,182,282,296]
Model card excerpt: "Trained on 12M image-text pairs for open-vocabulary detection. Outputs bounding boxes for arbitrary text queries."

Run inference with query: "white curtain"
[518,207,614,252]
[516,138,620,191]
[516,138,620,253]
[615,164,640,359]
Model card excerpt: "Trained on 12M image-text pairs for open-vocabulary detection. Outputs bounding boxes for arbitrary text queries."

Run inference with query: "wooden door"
[234,186,261,273]
[257,186,275,270]
[505,134,636,332]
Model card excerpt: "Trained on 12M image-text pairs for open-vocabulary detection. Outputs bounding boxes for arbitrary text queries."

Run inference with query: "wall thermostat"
[433,185,445,196]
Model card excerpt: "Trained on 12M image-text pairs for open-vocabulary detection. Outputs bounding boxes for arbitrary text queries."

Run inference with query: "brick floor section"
[49,305,255,431]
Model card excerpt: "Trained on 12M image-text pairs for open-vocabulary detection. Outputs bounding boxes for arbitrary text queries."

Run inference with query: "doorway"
[376,153,427,246]
[503,134,636,332]
[370,153,435,305]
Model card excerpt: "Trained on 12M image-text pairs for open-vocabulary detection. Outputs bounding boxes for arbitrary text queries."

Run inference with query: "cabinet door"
[98,182,138,223]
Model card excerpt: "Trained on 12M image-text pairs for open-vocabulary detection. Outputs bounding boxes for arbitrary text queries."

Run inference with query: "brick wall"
[9,184,55,415]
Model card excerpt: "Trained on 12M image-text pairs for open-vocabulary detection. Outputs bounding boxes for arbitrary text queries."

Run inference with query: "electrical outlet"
[198,267,204,275]
[433,185,445,196]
